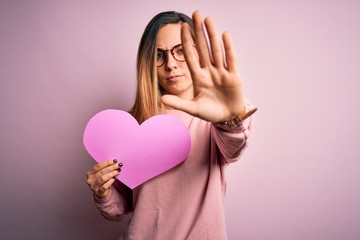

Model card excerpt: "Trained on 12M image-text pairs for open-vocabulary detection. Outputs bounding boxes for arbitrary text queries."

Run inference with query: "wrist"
[94,188,111,202]
[217,107,257,127]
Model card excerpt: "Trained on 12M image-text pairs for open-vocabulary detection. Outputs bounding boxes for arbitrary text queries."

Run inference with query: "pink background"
[1,0,359,239]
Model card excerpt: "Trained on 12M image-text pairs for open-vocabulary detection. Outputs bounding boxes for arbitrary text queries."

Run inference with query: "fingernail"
[112,176,116,179]
[113,159,117,163]
[117,168,121,172]
[118,162,123,167]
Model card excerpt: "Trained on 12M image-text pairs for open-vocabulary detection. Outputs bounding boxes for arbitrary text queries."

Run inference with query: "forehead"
[156,23,182,49]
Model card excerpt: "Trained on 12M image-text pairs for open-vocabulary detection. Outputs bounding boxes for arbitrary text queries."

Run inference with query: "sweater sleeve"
[211,99,255,164]
[93,180,132,221]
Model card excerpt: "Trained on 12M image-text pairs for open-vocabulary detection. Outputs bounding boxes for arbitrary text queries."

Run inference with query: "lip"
[167,75,184,81]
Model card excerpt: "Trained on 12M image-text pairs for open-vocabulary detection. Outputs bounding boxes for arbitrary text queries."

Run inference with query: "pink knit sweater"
[93,104,255,240]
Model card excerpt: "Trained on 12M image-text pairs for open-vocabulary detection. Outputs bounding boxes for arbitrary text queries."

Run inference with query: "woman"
[86,10,256,239]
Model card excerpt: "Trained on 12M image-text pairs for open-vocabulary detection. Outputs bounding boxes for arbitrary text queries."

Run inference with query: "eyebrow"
[157,43,182,52]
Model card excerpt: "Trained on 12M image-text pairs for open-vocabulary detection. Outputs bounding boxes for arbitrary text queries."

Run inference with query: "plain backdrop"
[1,0,359,239]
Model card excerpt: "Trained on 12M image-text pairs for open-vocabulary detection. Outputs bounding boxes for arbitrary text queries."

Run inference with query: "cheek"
[156,70,164,82]
[156,72,166,89]
[181,64,192,79]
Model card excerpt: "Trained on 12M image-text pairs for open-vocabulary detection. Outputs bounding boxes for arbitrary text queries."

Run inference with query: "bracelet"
[218,107,258,127]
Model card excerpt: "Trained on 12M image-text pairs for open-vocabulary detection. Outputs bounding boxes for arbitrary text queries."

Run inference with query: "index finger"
[181,22,201,74]
[87,159,117,175]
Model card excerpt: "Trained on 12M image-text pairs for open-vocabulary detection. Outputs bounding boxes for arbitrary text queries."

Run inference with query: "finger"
[222,32,238,72]
[192,11,212,67]
[96,178,116,196]
[161,95,199,117]
[93,162,123,180]
[204,16,224,67]
[93,168,121,191]
[181,23,201,75]
[87,159,118,176]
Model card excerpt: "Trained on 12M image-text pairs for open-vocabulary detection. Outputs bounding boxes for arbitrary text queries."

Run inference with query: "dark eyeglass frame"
[156,44,185,67]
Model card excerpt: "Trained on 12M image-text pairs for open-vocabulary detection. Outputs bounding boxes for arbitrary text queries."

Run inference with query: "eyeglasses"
[156,44,185,67]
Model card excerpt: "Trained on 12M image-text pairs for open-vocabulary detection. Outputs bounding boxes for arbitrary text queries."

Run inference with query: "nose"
[164,52,178,71]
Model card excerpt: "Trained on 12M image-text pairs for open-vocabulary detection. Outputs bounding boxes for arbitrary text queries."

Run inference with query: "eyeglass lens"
[157,44,185,67]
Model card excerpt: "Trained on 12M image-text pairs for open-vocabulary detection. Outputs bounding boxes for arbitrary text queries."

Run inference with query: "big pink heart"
[83,109,191,189]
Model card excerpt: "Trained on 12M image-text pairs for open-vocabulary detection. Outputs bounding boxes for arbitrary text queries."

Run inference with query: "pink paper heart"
[83,109,191,189]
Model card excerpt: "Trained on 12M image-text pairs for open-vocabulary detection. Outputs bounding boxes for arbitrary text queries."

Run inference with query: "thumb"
[161,94,199,116]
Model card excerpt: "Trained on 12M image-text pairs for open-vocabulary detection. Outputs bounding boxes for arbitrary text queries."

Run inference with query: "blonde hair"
[129,11,194,123]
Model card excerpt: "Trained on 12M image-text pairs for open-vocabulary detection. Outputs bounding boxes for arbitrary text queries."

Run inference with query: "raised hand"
[161,11,246,123]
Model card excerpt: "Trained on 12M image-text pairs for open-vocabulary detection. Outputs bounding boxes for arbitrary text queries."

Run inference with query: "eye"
[175,47,184,55]
[157,52,165,60]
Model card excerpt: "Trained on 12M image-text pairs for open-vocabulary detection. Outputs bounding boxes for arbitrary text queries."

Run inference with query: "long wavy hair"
[129,11,194,123]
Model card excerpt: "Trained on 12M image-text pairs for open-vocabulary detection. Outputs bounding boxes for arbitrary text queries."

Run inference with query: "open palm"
[161,11,246,123]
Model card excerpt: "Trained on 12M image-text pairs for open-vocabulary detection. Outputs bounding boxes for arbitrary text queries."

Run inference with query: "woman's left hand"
[161,11,246,123]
